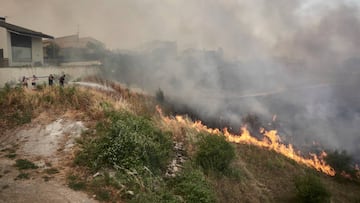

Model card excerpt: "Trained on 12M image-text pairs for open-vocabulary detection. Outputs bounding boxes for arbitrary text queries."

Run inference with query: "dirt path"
[0,112,97,203]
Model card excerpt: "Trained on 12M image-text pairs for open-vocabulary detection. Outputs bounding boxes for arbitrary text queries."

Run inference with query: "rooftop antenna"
[77,24,80,36]
[76,24,80,42]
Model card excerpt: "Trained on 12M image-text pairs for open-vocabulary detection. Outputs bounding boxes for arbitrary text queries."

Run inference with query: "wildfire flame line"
[157,107,336,176]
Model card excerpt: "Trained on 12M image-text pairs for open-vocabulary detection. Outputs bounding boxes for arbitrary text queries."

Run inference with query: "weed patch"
[5,153,17,159]
[94,188,111,201]
[68,175,86,191]
[195,134,235,175]
[42,176,52,182]
[294,174,331,203]
[44,168,59,175]
[15,173,30,180]
[325,150,358,180]
[0,87,33,128]
[14,159,38,170]
[169,164,216,203]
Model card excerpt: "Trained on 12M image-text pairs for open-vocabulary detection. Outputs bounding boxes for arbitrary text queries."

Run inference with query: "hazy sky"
[1,0,359,55]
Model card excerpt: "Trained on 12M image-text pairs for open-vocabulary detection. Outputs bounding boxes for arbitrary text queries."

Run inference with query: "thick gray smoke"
[101,1,360,159]
[3,0,360,158]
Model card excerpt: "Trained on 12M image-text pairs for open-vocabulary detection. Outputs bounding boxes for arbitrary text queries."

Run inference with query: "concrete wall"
[0,66,101,87]
[0,27,9,58]
[7,31,12,65]
[31,37,43,65]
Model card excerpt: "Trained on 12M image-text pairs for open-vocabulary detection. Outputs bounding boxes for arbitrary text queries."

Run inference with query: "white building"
[0,17,53,67]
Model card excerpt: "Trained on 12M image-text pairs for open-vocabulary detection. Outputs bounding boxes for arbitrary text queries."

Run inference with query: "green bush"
[195,134,235,174]
[170,165,216,203]
[129,189,180,203]
[15,173,30,180]
[75,111,173,174]
[6,153,17,159]
[11,110,32,125]
[0,87,33,127]
[73,110,177,202]
[68,175,86,191]
[0,84,10,104]
[294,174,331,203]
[325,150,354,176]
[95,189,111,201]
[14,159,38,170]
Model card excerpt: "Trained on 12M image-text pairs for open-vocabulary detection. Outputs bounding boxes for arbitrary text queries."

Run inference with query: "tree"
[44,41,60,60]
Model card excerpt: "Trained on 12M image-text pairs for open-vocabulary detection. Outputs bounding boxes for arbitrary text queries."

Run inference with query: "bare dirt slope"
[0,111,97,203]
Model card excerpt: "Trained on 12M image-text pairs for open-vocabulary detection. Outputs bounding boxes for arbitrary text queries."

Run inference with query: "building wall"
[6,31,13,66]
[0,66,100,87]
[31,37,44,65]
[6,33,44,67]
[0,27,9,59]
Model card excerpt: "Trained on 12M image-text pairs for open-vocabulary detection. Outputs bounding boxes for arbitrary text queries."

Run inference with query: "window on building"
[11,33,32,62]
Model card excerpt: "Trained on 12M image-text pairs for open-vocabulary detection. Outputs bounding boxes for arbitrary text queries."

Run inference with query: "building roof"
[0,20,54,39]
[52,34,104,49]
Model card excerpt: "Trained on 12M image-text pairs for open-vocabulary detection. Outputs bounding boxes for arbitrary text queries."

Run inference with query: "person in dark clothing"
[31,75,37,89]
[48,74,54,86]
[21,76,28,88]
[59,74,65,86]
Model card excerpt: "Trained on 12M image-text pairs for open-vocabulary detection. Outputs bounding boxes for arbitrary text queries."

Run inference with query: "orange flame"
[157,106,335,176]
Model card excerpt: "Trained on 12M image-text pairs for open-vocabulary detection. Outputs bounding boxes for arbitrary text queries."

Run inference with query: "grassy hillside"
[1,81,359,203]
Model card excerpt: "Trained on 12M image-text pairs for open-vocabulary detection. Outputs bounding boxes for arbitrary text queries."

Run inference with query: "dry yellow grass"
[2,80,360,203]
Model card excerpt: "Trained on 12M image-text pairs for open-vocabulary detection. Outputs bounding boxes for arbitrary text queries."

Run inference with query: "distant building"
[52,34,103,49]
[0,17,53,67]
[43,34,105,64]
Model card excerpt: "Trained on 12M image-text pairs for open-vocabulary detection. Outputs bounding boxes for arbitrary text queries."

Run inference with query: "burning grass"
[157,107,336,176]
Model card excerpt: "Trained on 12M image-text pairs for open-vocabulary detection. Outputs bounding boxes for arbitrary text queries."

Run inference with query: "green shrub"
[325,150,354,176]
[14,159,38,170]
[68,175,86,191]
[0,87,33,127]
[75,111,173,174]
[95,189,111,201]
[195,134,235,174]
[0,85,9,104]
[36,83,46,91]
[74,110,177,202]
[15,173,30,180]
[294,174,331,203]
[170,165,216,203]
[11,110,32,125]
[5,153,17,159]
[129,189,180,203]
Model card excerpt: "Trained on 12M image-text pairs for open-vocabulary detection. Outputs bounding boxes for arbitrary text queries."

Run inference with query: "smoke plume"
[3,0,360,159]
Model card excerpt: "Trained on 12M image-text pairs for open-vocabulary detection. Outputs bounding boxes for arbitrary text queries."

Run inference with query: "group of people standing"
[21,74,66,88]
